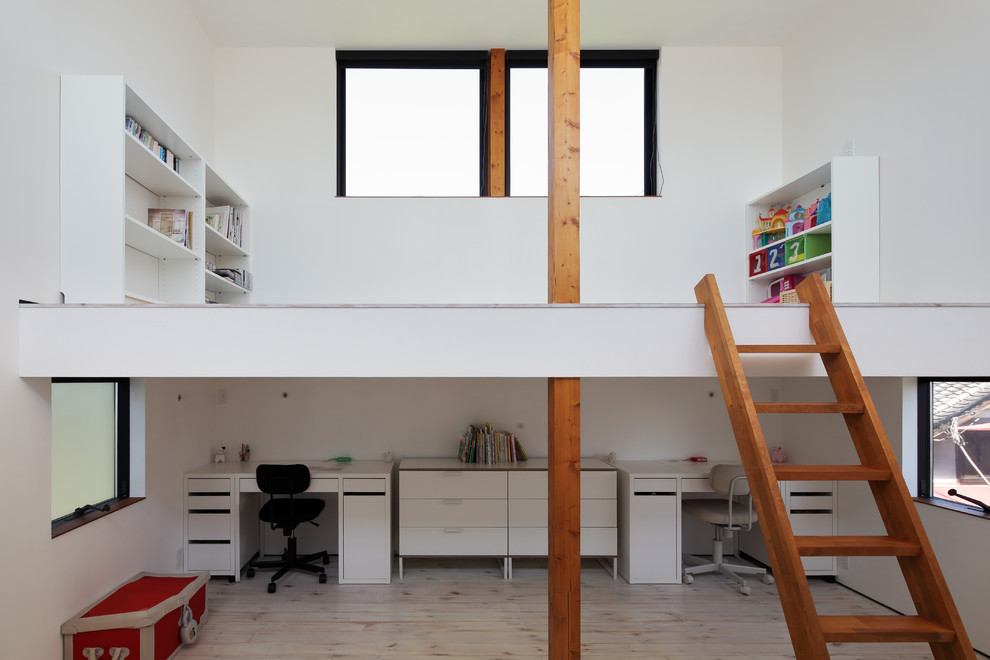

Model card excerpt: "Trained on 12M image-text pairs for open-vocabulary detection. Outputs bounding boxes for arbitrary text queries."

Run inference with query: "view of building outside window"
[927,380,990,512]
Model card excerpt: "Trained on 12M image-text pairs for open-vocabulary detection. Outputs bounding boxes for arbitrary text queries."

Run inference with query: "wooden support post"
[548,377,581,659]
[488,48,506,197]
[548,1,580,658]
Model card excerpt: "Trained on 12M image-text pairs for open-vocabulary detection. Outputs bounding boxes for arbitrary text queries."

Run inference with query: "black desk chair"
[246,464,330,593]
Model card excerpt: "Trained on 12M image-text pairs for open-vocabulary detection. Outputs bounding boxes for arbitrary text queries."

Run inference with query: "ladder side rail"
[796,275,975,660]
[695,275,830,660]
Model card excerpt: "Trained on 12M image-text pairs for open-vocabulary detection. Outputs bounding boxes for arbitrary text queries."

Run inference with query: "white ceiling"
[185,0,825,49]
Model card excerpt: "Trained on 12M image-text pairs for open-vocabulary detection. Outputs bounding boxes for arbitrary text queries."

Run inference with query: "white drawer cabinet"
[399,458,617,578]
[399,468,508,574]
[739,480,838,576]
[184,475,236,580]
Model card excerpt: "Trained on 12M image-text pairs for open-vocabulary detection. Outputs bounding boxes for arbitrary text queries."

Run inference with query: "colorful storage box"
[62,572,209,660]
[749,249,768,276]
[785,233,831,265]
[766,243,787,271]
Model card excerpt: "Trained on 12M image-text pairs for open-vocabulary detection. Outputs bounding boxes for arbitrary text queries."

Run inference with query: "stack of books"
[125,117,180,173]
[208,265,253,290]
[205,205,245,248]
[457,423,527,464]
[147,208,190,248]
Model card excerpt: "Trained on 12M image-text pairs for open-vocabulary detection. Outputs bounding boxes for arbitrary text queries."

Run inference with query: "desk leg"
[398,557,404,580]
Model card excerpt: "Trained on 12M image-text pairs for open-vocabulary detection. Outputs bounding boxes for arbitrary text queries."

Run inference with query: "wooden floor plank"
[174,558,985,659]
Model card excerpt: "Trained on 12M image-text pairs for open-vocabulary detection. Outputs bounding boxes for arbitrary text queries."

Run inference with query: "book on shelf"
[209,266,253,290]
[457,423,527,465]
[147,208,190,249]
[125,116,180,174]
[205,205,245,248]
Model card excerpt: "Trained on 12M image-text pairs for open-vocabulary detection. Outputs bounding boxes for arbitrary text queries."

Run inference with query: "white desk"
[612,460,839,583]
[183,460,393,584]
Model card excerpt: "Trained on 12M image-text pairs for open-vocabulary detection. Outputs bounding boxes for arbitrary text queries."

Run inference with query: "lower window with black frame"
[918,378,990,516]
[51,377,130,531]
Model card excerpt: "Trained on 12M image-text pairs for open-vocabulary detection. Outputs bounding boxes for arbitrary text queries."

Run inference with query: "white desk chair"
[682,463,773,595]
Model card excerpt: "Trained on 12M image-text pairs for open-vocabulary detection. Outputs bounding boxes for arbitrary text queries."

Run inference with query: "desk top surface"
[399,457,614,471]
[187,460,394,478]
[610,459,737,478]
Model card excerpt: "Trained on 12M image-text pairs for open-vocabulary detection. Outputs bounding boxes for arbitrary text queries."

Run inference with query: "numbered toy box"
[785,233,831,265]
[62,571,209,660]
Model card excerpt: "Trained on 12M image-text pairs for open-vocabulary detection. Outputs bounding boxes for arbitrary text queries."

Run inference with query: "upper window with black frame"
[51,378,130,528]
[337,51,489,197]
[507,50,659,196]
[918,378,990,516]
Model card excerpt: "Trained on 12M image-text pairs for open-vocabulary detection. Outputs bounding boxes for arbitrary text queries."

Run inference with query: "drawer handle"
[443,499,463,505]
[443,527,464,533]
[442,472,464,477]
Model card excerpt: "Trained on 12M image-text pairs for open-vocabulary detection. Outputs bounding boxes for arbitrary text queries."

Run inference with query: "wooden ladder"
[694,273,975,660]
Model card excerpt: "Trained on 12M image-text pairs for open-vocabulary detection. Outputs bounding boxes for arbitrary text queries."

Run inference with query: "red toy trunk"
[62,572,209,660]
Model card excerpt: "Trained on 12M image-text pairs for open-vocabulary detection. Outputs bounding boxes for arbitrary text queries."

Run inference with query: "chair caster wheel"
[319,573,327,584]
[682,574,693,585]
[267,583,276,594]
[246,568,255,578]
[740,584,752,596]
[228,576,236,583]
[762,574,774,585]
[323,554,330,565]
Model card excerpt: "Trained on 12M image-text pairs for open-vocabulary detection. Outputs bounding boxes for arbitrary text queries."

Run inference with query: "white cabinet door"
[341,493,390,583]
[624,492,678,583]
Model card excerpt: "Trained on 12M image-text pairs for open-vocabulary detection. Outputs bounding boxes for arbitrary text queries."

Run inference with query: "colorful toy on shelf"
[817,193,832,225]
[768,274,805,299]
[769,205,790,232]
[806,198,820,227]
[786,205,806,237]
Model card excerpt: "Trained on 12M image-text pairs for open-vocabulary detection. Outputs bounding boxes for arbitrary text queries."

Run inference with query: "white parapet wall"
[19,303,990,379]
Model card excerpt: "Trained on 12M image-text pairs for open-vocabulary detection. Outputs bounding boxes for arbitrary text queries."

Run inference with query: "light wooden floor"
[178,557,980,659]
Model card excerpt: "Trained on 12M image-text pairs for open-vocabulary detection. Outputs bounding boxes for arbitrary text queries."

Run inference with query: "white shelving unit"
[204,165,251,302]
[745,156,879,303]
[60,75,250,304]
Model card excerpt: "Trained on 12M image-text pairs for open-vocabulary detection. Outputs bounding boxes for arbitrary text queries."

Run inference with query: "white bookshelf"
[60,75,250,304]
[204,164,251,301]
[745,157,879,303]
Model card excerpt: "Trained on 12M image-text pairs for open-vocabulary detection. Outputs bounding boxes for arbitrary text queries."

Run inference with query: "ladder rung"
[773,465,892,481]
[737,343,841,354]
[819,615,956,643]
[754,402,865,414]
[794,536,921,557]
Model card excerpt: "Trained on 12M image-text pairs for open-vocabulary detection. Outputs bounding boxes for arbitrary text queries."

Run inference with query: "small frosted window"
[52,381,119,520]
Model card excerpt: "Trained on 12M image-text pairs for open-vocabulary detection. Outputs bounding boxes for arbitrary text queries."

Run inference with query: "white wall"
[0,2,216,657]
[781,0,990,303]
[210,377,779,464]
[214,46,782,304]
[780,3,990,651]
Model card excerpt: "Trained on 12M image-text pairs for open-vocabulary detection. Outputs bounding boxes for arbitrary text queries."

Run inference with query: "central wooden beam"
[548,0,580,658]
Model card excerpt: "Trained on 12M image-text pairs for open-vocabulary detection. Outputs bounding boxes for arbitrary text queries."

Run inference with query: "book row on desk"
[125,116,181,174]
[207,263,253,290]
[458,423,528,465]
[205,205,245,248]
[147,208,191,248]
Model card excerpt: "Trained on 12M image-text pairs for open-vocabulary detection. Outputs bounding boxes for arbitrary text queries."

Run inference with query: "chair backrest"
[256,464,311,495]
[709,463,750,496]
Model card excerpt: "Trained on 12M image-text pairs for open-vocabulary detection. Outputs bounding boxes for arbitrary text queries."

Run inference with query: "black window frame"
[51,377,130,530]
[917,376,990,518]
[336,50,491,197]
[505,49,660,197]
